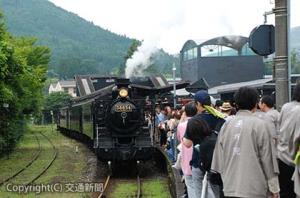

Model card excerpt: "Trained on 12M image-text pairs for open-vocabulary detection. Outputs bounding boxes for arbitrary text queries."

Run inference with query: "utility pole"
[172,63,177,108]
[274,0,290,110]
[172,63,177,162]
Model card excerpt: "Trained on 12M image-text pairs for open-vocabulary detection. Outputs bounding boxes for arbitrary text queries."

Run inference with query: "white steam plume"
[125,38,159,78]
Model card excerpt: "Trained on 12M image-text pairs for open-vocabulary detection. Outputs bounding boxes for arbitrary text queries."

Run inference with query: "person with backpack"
[211,87,280,198]
[183,90,225,198]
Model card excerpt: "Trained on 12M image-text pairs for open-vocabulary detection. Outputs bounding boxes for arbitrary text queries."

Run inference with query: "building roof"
[186,78,209,93]
[172,78,274,97]
[59,80,76,87]
[74,75,96,96]
[208,78,273,95]
[199,35,248,51]
[181,35,248,52]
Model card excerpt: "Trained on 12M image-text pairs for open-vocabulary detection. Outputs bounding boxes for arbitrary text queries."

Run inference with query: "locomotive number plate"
[115,104,133,112]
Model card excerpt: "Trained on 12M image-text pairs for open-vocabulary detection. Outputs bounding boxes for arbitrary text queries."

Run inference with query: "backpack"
[198,131,218,172]
[196,116,224,172]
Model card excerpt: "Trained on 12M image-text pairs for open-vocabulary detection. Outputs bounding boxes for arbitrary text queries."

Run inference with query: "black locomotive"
[57,76,188,163]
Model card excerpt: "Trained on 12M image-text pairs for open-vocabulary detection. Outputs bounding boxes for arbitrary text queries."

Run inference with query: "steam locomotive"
[57,76,188,162]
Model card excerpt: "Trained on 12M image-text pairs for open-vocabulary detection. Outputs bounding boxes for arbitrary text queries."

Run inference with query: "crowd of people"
[152,83,300,198]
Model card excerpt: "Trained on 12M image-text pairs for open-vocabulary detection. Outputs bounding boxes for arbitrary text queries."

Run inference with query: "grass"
[109,178,171,198]
[141,178,172,198]
[0,125,95,198]
[109,181,137,198]
[0,130,38,182]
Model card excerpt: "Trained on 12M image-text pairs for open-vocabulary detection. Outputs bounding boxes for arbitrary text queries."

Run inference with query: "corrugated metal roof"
[171,78,274,96]
[208,78,273,95]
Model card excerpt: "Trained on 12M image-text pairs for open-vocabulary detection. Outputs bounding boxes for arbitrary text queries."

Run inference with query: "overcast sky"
[49,0,299,54]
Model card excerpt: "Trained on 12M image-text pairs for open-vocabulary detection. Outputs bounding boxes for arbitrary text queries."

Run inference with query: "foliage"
[264,50,300,75]
[291,49,300,74]
[264,61,273,76]
[152,49,180,76]
[0,0,132,78]
[291,26,300,50]
[0,11,50,156]
[43,92,71,123]
[0,0,180,78]
[44,92,71,113]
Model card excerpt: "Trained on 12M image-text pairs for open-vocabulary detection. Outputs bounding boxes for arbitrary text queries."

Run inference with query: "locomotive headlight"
[119,88,128,98]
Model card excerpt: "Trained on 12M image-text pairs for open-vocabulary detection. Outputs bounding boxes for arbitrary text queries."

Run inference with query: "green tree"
[291,49,300,74]
[43,92,71,123]
[264,61,273,75]
[0,12,50,156]
[44,92,71,113]
[12,37,51,115]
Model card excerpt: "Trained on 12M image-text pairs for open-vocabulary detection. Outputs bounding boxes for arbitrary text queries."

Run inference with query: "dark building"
[180,35,265,87]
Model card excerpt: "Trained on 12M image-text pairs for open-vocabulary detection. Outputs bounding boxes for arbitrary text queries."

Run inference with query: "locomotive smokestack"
[115,78,130,88]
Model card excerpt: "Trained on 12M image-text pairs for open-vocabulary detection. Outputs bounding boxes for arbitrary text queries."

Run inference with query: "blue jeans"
[192,167,220,198]
[185,175,196,198]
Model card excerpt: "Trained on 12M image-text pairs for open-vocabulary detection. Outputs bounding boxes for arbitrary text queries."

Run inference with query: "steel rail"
[98,175,111,198]
[0,133,42,186]
[136,174,141,198]
[25,132,58,186]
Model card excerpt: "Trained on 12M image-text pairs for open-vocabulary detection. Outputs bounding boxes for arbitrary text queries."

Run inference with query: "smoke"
[224,35,242,44]
[125,38,159,78]
[124,0,185,78]
[216,35,243,46]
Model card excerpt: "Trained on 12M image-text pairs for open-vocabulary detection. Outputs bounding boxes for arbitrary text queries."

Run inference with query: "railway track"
[136,174,141,198]
[95,150,175,198]
[0,132,58,186]
[98,174,142,198]
[97,174,110,198]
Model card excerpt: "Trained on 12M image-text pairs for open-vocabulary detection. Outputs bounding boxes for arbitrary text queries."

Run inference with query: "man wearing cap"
[183,90,225,198]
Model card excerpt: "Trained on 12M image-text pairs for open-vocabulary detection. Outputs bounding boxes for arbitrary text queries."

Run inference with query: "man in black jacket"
[183,90,225,198]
